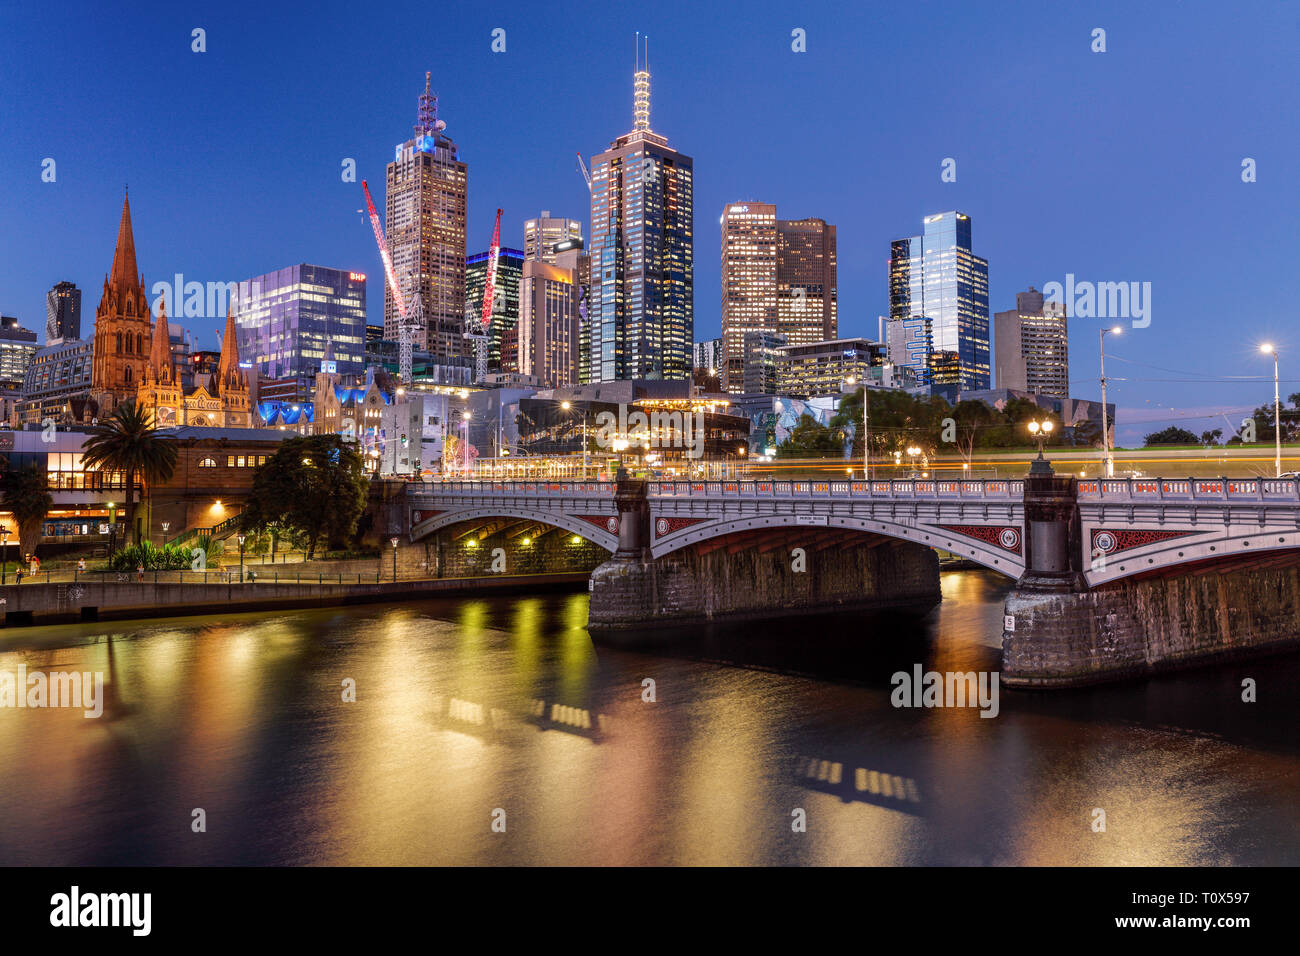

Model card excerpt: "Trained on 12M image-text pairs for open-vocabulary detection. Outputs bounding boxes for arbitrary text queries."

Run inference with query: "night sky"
[1,0,1295,443]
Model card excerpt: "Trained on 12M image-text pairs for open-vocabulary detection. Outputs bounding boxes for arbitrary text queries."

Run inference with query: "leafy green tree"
[239,434,369,558]
[1143,426,1200,446]
[775,414,845,458]
[2,463,54,561]
[1200,428,1223,447]
[80,400,178,545]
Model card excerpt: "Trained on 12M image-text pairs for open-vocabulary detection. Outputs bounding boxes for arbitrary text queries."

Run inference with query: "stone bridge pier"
[1003,460,1300,687]
[587,469,942,632]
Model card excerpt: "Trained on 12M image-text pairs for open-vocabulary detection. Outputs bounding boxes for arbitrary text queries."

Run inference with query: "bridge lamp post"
[461,412,472,476]
[1100,326,1121,478]
[390,536,399,582]
[1261,344,1282,478]
[906,445,922,476]
[1027,419,1055,473]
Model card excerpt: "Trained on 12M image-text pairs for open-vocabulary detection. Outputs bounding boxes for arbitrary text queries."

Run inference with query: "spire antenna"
[633,33,650,131]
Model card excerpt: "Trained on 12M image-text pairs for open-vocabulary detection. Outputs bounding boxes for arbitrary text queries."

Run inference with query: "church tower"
[136,297,182,426]
[90,190,155,416]
[216,307,251,427]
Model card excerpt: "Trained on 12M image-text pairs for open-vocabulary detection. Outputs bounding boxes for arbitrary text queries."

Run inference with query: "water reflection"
[0,571,1296,866]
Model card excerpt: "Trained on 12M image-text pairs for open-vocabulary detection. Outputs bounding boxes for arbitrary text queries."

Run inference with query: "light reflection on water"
[0,570,1296,866]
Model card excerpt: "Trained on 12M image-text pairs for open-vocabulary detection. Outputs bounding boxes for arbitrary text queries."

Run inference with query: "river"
[2,569,1297,865]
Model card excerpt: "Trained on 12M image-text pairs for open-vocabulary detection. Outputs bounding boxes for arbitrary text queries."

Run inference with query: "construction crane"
[576,151,592,192]
[464,207,501,382]
[361,179,417,385]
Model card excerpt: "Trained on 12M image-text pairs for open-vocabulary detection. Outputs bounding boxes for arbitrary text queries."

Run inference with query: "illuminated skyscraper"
[46,281,81,344]
[994,286,1069,397]
[465,248,523,373]
[586,37,693,382]
[720,202,776,393]
[385,73,468,360]
[720,204,836,393]
[524,211,583,263]
[888,211,989,391]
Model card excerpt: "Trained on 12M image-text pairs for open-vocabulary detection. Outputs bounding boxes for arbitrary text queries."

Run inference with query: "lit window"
[198,457,217,468]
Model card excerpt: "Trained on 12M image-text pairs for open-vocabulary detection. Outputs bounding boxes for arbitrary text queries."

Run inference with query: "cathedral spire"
[216,307,242,395]
[148,297,173,384]
[109,189,141,292]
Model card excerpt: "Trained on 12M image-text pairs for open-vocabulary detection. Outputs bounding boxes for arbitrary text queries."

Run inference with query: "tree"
[1143,426,1200,446]
[775,414,845,458]
[239,434,369,558]
[1200,428,1223,447]
[79,400,178,546]
[2,463,53,561]
[949,399,998,463]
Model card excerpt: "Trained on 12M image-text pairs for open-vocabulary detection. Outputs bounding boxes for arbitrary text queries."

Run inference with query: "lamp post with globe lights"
[1261,343,1282,478]
[1100,326,1121,477]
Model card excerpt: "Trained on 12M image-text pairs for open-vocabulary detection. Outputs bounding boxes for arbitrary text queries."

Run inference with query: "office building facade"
[0,316,38,384]
[587,45,693,382]
[742,330,787,395]
[524,211,583,263]
[232,265,367,379]
[776,337,889,398]
[994,286,1069,398]
[777,217,837,347]
[385,73,468,360]
[465,247,524,373]
[46,281,82,344]
[888,211,990,390]
[519,259,580,387]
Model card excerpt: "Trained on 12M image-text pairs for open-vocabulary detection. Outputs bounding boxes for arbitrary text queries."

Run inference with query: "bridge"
[395,469,1300,689]
[405,475,1300,587]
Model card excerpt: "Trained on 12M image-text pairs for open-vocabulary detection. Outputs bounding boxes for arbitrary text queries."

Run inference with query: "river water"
[1,569,1296,866]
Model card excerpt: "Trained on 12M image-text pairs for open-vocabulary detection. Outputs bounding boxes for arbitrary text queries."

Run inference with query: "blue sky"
[1,0,1295,443]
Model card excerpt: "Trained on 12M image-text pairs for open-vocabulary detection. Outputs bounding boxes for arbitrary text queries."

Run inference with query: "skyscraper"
[720,203,777,393]
[888,211,990,391]
[720,203,836,393]
[524,211,583,263]
[465,248,524,373]
[232,265,367,379]
[586,38,693,382]
[994,286,1069,397]
[519,259,580,386]
[385,73,468,360]
[777,218,837,347]
[46,281,81,344]
[0,316,38,384]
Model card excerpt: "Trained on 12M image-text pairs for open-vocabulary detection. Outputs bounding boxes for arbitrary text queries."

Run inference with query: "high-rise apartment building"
[693,338,723,375]
[232,265,367,379]
[719,203,836,393]
[465,247,524,373]
[888,211,989,390]
[524,211,583,263]
[519,259,580,387]
[586,41,693,382]
[46,281,82,344]
[385,73,468,360]
[777,218,837,347]
[720,203,777,393]
[994,286,1069,397]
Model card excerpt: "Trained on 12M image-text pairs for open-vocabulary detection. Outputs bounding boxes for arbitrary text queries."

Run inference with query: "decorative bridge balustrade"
[404,476,1300,587]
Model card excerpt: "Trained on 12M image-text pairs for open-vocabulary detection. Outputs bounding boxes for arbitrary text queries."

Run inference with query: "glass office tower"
[586,43,693,382]
[232,265,367,378]
[888,211,989,391]
[465,247,524,372]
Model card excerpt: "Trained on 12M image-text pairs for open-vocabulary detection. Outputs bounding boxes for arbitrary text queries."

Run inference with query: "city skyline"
[1,1,1296,441]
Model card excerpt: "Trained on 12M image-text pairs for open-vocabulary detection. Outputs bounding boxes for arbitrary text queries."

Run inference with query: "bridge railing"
[415,478,1027,499]
[1077,477,1300,502]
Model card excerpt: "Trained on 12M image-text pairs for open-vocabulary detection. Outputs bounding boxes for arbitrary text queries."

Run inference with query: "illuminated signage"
[730,205,749,213]
[416,135,434,153]
[349,272,366,282]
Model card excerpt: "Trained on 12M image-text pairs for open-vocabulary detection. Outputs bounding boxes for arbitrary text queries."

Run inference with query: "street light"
[1027,418,1055,462]
[107,501,117,556]
[1,527,8,585]
[390,536,399,583]
[1100,326,1121,477]
[461,411,472,475]
[237,533,246,581]
[1261,344,1282,478]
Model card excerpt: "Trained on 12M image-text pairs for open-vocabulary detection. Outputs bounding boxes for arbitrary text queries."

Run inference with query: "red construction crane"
[361,179,415,383]
[479,207,503,334]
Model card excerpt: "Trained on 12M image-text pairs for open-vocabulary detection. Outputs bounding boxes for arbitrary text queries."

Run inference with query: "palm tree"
[1,463,54,564]
[81,400,179,547]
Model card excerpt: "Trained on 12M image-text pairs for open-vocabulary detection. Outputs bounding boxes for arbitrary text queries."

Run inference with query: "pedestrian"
[137,563,145,582]
[77,558,86,573]
[14,567,22,584]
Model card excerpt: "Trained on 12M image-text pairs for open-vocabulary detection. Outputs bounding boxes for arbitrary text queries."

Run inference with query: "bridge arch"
[649,513,1023,578]
[410,506,619,553]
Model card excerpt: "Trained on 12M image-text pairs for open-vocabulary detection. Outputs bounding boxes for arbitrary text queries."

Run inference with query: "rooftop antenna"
[634,32,650,131]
